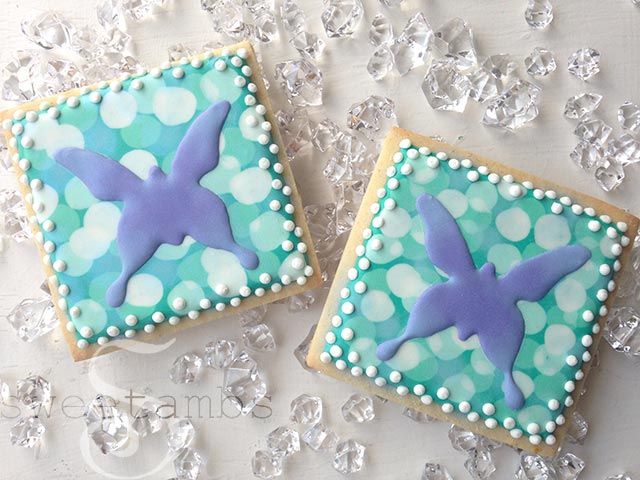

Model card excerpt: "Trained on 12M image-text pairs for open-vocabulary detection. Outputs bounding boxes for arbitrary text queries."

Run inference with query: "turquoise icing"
[10,53,311,345]
[322,143,624,441]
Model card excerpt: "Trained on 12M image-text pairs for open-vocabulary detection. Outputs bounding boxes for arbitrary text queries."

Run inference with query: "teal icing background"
[12,53,310,344]
[323,143,622,438]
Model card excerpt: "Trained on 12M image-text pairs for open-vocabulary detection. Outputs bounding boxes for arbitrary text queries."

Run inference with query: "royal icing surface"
[4,47,313,348]
[318,139,627,445]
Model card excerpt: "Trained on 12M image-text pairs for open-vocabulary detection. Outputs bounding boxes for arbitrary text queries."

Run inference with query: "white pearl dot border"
[319,137,629,446]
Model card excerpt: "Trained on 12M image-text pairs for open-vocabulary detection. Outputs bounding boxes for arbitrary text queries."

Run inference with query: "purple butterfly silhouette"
[376,193,591,410]
[54,100,259,308]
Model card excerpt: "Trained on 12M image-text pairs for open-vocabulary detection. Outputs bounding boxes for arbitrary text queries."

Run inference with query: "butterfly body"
[54,100,259,308]
[376,193,591,410]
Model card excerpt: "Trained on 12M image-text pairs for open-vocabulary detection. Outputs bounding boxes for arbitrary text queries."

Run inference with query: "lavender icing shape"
[54,100,259,308]
[376,193,591,410]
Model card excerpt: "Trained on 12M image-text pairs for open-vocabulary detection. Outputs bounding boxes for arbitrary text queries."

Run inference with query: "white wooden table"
[1,0,640,478]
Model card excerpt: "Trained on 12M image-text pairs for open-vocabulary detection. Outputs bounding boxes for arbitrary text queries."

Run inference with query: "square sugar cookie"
[308,127,639,455]
[0,42,321,361]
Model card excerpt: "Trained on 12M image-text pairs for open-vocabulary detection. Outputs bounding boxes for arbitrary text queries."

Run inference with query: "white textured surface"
[1,0,640,479]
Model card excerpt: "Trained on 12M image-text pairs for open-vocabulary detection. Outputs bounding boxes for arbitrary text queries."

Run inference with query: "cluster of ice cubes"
[253,392,371,478]
[200,0,278,44]
[363,11,547,132]
[566,92,640,192]
[82,394,206,479]
[605,236,640,356]
[3,294,59,342]
[4,375,51,450]
[1,3,157,104]
[168,306,274,416]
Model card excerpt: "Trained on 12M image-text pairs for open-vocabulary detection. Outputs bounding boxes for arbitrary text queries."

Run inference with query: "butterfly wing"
[416,193,475,276]
[169,100,231,185]
[499,244,591,302]
[54,147,142,202]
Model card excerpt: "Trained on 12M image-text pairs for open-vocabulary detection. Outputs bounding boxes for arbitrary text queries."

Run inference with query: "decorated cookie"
[308,127,639,455]
[0,42,321,361]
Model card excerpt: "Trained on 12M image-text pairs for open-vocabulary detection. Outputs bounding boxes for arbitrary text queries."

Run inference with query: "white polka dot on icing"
[509,185,523,198]
[282,240,294,251]
[467,171,480,182]
[399,138,411,149]
[389,370,402,383]
[459,401,471,413]
[588,220,601,232]
[527,423,540,435]
[354,281,367,294]
[510,429,523,439]
[611,243,622,256]
[125,314,138,326]
[341,302,355,315]
[436,387,449,400]
[551,202,563,214]
[582,335,593,347]
[172,297,186,310]
[341,328,354,341]
[529,435,542,445]
[106,326,120,337]
[329,345,342,358]
[413,384,426,396]
[365,366,378,377]
[467,412,479,422]
[482,403,495,415]
[548,399,560,410]
[503,417,516,429]
[400,163,413,175]
[485,418,497,429]
[52,260,67,272]
[599,264,611,275]
[152,312,165,323]
[80,326,93,338]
